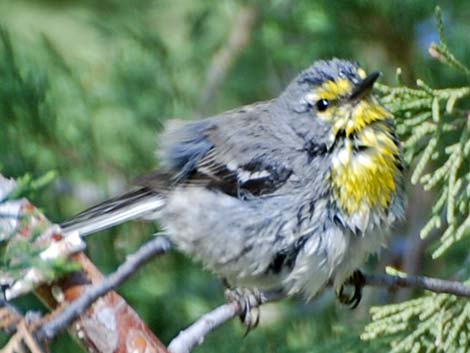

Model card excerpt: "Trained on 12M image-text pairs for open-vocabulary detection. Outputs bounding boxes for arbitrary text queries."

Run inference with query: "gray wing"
[139,101,294,198]
[62,101,297,236]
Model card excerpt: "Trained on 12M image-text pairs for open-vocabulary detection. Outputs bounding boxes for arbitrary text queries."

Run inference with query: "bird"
[61,58,405,326]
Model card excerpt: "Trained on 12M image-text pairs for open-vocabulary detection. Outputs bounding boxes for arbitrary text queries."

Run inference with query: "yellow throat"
[330,117,400,217]
[312,76,401,221]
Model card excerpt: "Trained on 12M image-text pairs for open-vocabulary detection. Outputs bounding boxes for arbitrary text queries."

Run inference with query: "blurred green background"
[1,0,469,352]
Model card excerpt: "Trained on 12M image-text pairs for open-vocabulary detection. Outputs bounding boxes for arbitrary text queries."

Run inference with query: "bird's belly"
[159,186,392,299]
[332,227,387,289]
[160,187,287,290]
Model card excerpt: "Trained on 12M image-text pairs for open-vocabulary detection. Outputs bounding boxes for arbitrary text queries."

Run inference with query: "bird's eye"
[316,99,329,112]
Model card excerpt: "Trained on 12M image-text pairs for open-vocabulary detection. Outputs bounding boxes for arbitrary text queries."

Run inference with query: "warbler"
[62,59,405,322]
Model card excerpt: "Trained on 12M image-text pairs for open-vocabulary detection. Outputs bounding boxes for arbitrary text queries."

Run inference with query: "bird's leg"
[336,270,365,309]
[224,287,265,335]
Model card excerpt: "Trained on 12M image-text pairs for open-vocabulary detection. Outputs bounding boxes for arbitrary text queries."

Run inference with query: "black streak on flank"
[303,141,328,162]
[268,235,309,274]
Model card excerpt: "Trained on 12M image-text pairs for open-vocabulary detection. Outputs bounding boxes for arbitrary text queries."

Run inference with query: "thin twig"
[167,273,470,353]
[35,236,172,341]
[167,290,284,353]
[198,5,258,114]
[20,321,46,353]
[168,302,239,353]
[364,273,470,297]
[0,302,24,333]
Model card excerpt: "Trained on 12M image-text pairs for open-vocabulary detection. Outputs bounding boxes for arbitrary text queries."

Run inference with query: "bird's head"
[280,59,391,148]
[280,59,402,227]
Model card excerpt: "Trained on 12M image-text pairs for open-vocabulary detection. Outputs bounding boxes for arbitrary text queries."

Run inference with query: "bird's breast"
[330,124,401,233]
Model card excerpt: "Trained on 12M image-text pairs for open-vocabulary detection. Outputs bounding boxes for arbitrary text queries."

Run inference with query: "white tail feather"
[61,189,165,237]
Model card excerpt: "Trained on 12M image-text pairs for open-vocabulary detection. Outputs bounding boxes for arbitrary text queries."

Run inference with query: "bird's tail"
[61,187,165,237]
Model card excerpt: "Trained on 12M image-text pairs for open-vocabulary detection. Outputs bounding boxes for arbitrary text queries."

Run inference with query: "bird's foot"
[336,270,365,309]
[225,288,265,335]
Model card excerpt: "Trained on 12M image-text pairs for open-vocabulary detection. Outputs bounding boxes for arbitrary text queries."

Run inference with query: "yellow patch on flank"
[331,125,399,216]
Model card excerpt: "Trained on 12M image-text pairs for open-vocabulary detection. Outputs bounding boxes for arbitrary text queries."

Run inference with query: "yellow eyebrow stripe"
[357,68,367,79]
[316,78,352,100]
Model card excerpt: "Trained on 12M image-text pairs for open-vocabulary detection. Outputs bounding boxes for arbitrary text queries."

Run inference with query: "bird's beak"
[349,71,381,101]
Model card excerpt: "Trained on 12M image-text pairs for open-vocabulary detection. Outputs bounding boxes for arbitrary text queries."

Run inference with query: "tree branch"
[35,235,172,341]
[1,174,171,353]
[4,174,470,353]
[167,290,284,353]
[167,273,470,353]
[3,230,86,300]
[363,273,470,297]
[198,5,258,114]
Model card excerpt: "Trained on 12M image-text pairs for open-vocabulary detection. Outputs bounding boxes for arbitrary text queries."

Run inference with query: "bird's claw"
[336,270,365,309]
[225,288,265,335]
